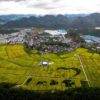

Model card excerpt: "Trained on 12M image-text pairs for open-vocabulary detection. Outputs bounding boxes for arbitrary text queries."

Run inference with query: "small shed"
[39,61,49,66]
[42,61,49,66]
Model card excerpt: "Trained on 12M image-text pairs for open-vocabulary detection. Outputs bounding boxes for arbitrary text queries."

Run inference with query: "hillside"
[1,13,100,29]
[0,44,100,90]
[0,44,100,99]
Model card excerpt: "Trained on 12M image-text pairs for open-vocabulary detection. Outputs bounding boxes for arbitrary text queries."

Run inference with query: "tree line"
[0,82,100,100]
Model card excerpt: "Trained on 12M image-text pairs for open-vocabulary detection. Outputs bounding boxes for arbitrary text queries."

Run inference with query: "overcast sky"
[0,0,100,15]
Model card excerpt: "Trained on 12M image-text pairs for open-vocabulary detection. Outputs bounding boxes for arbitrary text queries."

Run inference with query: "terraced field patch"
[0,45,100,91]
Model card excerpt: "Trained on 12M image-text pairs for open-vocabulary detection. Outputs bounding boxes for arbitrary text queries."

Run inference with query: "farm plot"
[75,48,100,87]
[6,45,27,58]
[0,45,100,91]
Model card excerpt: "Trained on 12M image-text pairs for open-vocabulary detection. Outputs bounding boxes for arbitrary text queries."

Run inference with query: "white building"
[45,29,67,36]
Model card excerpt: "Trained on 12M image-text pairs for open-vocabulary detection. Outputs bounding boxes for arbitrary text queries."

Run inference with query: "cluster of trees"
[0,82,100,100]
[65,29,85,43]
[87,46,100,54]
[68,28,100,37]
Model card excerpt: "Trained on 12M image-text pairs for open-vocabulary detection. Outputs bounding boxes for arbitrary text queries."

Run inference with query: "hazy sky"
[0,0,100,15]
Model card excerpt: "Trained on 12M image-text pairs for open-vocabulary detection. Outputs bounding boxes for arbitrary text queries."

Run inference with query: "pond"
[83,35,100,43]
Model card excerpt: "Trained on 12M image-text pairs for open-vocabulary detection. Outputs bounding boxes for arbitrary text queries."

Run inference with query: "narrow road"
[74,54,90,87]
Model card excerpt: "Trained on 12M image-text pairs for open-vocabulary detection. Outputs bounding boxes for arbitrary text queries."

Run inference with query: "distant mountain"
[64,14,88,18]
[0,14,34,25]
[0,19,6,25]
[1,13,100,29]
[70,13,100,28]
[0,14,33,21]
[1,15,69,29]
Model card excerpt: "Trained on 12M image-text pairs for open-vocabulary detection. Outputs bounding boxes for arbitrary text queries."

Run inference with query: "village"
[0,28,100,53]
[0,29,31,44]
[24,29,81,53]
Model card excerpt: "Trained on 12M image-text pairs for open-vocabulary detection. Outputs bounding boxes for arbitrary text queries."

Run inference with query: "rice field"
[0,44,100,91]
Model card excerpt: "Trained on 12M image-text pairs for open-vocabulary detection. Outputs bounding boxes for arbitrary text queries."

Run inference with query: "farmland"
[0,44,100,91]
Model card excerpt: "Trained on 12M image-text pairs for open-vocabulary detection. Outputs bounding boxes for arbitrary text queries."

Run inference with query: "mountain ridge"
[1,13,100,29]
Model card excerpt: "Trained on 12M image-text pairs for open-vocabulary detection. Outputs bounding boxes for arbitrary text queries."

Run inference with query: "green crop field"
[0,44,100,91]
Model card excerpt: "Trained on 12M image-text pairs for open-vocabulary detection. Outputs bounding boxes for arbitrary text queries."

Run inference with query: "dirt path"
[74,54,90,87]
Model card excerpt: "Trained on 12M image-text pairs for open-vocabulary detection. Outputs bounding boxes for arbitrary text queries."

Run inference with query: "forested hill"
[1,13,100,29]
